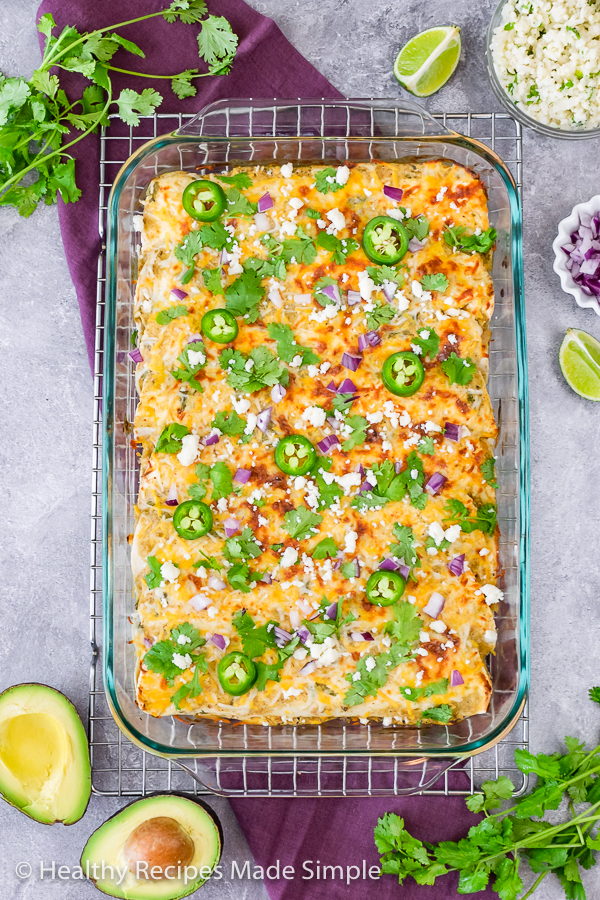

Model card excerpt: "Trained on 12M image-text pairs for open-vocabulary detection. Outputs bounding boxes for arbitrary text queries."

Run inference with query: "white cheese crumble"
[326,207,346,232]
[302,405,327,427]
[160,561,179,583]
[177,433,199,467]
[172,653,192,670]
[280,547,299,568]
[335,165,350,185]
[280,162,293,178]
[481,584,504,606]
[357,269,376,301]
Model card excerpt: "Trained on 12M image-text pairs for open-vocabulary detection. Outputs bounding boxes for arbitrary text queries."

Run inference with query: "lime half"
[559,328,600,401]
[394,26,461,97]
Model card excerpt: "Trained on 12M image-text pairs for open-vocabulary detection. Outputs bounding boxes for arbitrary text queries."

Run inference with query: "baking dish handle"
[173,754,465,797]
[175,98,453,140]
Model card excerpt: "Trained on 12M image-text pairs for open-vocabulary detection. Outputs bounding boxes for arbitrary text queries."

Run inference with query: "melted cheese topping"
[131,160,500,725]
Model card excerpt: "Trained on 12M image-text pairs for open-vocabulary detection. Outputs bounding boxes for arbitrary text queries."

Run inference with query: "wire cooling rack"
[89,106,527,798]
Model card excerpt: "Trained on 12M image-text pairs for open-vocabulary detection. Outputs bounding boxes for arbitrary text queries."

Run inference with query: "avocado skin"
[81,793,222,900]
[0,682,91,826]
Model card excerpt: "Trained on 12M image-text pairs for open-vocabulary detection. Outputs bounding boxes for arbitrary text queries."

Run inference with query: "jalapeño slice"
[362,215,409,265]
[173,500,213,540]
[218,652,257,696]
[366,570,406,606]
[201,309,239,343]
[274,435,317,476]
[182,180,226,222]
[382,351,425,397]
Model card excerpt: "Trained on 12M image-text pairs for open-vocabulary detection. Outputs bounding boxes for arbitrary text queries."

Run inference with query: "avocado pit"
[123,817,195,880]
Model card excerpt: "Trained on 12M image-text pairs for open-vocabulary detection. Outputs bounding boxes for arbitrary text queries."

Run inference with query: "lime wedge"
[559,328,600,401]
[394,26,461,97]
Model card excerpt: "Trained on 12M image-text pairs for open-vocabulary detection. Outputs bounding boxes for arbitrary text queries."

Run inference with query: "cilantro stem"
[519,871,548,900]
[104,64,211,80]
[41,11,167,70]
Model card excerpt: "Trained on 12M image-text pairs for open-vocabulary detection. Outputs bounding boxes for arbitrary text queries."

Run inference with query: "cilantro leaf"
[340,560,359,579]
[266,323,320,366]
[116,88,162,127]
[412,327,440,360]
[590,687,600,706]
[441,352,476,386]
[316,231,359,264]
[227,563,263,593]
[306,208,320,219]
[311,537,338,559]
[156,304,188,325]
[444,499,497,534]
[384,600,422,648]
[171,69,198,99]
[388,524,421,580]
[418,704,453,724]
[163,0,207,24]
[421,273,449,293]
[202,267,223,295]
[367,265,404,286]
[216,172,253,189]
[171,343,206,390]
[480,457,499,489]
[197,220,233,251]
[281,226,317,265]
[342,415,368,451]
[352,459,406,511]
[344,639,416,707]
[315,167,344,193]
[331,392,355,415]
[174,231,205,284]
[209,460,233,500]
[401,679,449,702]
[219,346,288,393]
[223,186,256,217]
[443,225,497,255]
[232,609,277,657]
[311,460,343,510]
[143,622,206,686]
[192,549,222,572]
[283,506,323,541]
[212,409,246,436]
[144,555,163,590]
[171,655,208,709]
[196,15,238,67]
[404,215,430,241]
[224,526,262,562]
[155,423,190,454]
[224,269,264,321]
[417,436,435,455]
[366,302,396,331]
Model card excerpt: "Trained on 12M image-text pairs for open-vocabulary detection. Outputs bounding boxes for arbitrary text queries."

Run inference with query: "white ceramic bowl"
[552,195,600,317]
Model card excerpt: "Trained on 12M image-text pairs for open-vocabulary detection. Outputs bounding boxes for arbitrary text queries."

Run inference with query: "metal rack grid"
[89,107,527,798]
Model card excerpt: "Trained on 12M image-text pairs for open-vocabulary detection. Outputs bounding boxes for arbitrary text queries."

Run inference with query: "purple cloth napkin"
[230,771,497,899]
[36,0,342,368]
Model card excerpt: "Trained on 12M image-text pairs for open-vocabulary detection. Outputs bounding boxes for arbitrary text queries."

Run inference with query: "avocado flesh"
[81,795,221,900]
[0,683,91,824]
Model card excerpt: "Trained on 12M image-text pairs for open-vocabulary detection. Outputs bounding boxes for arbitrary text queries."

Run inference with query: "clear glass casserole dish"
[103,99,529,792]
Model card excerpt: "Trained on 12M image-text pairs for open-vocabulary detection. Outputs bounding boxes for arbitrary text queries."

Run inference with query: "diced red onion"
[338,377,357,394]
[321,283,341,304]
[143,636,153,649]
[256,407,272,433]
[254,212,271,232]
[333,551,345,570]
[351,558,361,577]
[409,237,426,253]
[317,434,340,453]
[399,563,410,580]
[224,518,241,537]
[355,464,365,477]
[395,461,402,474]
[129,348,143,364]
[358,477,376,495]
[382,282,396,302]
[379,557,400,571]
[423,591,446,619]
[208,575,226,590]
[447,554,465,576]
[189,594,212,611]
[562,212,600,297]
[341,351,362,372]
[347,290,362,306]
[444,422,461,442]
[165,484,179,506]
[361,632,374,641]
[326,416,341,431]
[171,288,188,300]
[187,335,204,347]
[261,571,272,585]
[297,625,310,644]
[326,379,337,392]
[271,383,287,403]
[325,601,338,620]
[257,192,274,213]
[300,660,317,676]
[274,626,293,647]
[365,330,381,347]
[383,184,403,202]
[425,472,447,495]
[204,431,220,446]
[450,669,464,687]
[219,248,230,265]
[234,467,251,484]
[211,633,227,650]
[358,334,369,352]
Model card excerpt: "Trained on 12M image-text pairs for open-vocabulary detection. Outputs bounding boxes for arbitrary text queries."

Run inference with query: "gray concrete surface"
[1,0,600,898]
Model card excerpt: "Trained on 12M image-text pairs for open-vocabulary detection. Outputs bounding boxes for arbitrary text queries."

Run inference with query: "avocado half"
[81,794,222,899]
[0,682,91,825]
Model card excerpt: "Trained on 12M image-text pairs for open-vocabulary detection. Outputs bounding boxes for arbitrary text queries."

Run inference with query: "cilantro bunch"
[375,687,600,899]
[0,1,238,216]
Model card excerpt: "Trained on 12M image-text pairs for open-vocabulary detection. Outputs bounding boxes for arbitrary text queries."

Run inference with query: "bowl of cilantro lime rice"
[487,0,600,137]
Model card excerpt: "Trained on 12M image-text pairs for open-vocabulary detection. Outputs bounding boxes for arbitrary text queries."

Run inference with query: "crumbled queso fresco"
[490,0,600,130]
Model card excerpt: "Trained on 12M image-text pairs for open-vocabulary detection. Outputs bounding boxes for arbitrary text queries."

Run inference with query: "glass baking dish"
[103,99,529,791]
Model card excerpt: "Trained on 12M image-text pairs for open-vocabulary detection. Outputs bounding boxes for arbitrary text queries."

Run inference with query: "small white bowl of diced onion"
[553,196,600,316]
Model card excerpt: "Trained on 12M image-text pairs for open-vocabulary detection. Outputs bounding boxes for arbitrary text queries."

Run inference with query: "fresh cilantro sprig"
[352,459,405,511]
[171,343,207,390]
[400,678,448,703]
[219,346,289,393]
[444,225,497,255]
[189,460,232,502]
[223,527,263,562]
[481,456,499,489]
[314,276,339,307]
[223,186,256,217]
[305,598,356,643]
[175,223,234,284]
[311,537,338,559]
[444,498,497,534]
[412,327,440,360]
[143,622,206,687]
[144,555,164,590]
[316,232,359,264]
[0,4,239,217]
[441,351,477,386]
[227,564,265,593]
[403,215,430,241]
[341,415,369,451]
[212,409,246,437]
[231,609,299,690]
[283,506,323,541]
[155,422,190,454]
[367,264,405,287]
[315,167,344,193]
[366,302,396,331]
[388,523,421,581]
[224,269,265,321]
[309,457,343,511]
[421,273,449,293]
[375,687,600,899]
[156,304,188,325]
[281,225,317,265]
[266,323,320,366]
